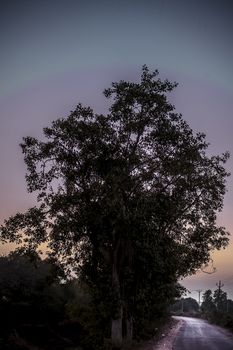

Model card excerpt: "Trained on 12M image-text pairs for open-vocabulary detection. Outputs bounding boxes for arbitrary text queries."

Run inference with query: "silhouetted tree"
[0,249,63,302]
[226,299,233,313]
[201,288,233,331]
[0,249,66,339]
[201,289,216,316]
[0,66,229,349]
[213,286,228,313]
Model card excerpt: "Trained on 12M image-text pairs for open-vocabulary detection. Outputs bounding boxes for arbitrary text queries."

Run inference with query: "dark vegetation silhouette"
[0,66,230,349]
[170,297,200,314]
[201,287,233,330]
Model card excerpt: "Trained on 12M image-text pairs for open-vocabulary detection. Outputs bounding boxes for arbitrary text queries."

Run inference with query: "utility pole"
[195,289,202,307]
[216,281,224,292]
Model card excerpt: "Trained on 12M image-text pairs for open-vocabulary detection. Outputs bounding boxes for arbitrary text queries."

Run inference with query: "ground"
[134,317,183,350]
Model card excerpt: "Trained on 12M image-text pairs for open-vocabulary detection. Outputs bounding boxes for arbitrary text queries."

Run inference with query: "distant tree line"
[170,297,199,314]
[0,250,109,349]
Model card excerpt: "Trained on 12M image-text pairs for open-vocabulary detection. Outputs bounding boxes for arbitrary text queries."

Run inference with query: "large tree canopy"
[0,66,230,348]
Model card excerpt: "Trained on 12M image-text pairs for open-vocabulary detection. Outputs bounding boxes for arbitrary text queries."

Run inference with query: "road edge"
[153,317,183,350]
[134,317,183,350]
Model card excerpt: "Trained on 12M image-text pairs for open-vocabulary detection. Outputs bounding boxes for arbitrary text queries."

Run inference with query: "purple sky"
[1,0,233,300]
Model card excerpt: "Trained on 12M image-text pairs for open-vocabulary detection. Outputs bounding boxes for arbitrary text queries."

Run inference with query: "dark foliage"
[170,297,199,314]
[201,287,233,332]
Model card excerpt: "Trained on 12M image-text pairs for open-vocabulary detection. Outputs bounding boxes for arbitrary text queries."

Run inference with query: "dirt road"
[173,316,233,350]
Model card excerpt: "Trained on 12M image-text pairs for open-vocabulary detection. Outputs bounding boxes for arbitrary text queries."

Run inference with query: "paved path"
[173,316,233,350]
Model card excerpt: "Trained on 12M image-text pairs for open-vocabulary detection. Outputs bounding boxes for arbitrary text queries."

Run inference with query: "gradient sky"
[1,0,233,300]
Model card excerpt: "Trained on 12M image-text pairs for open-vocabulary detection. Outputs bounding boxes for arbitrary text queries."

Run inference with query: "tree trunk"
[125,316,133,344]
[111,256,123,349]
[111,306,123,349]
